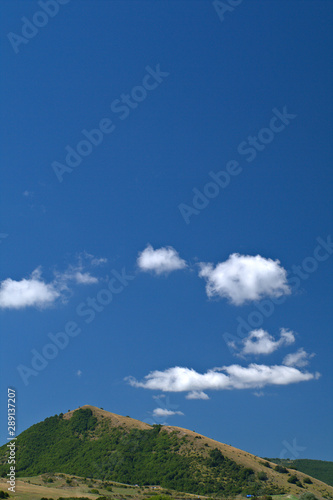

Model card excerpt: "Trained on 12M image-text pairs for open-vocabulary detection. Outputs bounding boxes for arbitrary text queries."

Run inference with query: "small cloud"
[283,348,315,368]
[232,328,295,356]
[0,268,60,309]
[91,257,108,266]
[74,272,98,284]
[186,391,210,400]
[55,252,107,287]
[81,252,108,267]
[253,391,265,397]
[23,190,33,197]
[76,370,82,377]
[198,253,290,305]
[137,244,187,275]
[152,408,184,418]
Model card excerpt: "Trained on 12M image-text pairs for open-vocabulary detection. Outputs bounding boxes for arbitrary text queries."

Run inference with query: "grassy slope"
[0,472,201,500]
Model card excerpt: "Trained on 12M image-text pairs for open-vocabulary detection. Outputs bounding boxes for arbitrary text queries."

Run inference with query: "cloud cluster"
[137,244,187,275]
[127,363,319,397]
[230,328,295,356]
[199,253,290,305]
[0,253,107,310]
[136,245,291,306]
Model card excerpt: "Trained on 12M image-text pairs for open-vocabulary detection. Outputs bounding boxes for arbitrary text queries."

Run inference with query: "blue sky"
[0,0,332,461]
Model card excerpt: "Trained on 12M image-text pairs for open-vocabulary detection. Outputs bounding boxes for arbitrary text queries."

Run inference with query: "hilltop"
[0,405,332,499]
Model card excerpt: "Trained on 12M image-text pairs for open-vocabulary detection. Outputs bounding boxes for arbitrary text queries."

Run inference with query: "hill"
[0,405,332,499]
[267,459,333,487]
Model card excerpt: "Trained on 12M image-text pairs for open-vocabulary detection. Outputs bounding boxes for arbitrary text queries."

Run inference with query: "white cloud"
[76,370,82,377]
[186,390,210,400]
[283,348,315,368]
[198,253,290,305]
[233,328,295,356]
[0,253,106,310]
[137,244,187,275]
[152,408,184,417]
[253,391,265,397]
[126,363,319,396]
[0,268,60,309]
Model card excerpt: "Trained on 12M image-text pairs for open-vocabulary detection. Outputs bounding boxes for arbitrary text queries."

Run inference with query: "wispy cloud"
[283,348,315,368]
[56,252,107,286]
[127,363,319,398]
[137,244,187,275]
[253,391,265,397]
[81,251,108,267]
[198,253,290,305]
[229,328,295,356]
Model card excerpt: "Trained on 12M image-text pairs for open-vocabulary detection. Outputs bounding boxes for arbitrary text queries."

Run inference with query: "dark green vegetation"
[299,494,319,500]
[268,459,333,487]
[0,408,284,497]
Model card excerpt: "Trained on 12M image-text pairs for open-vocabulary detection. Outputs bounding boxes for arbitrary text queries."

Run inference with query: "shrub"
[303,477,313,484]
[258,472,268,481]
[299,493,319,500]
[274,465,288,473]
[287,474,298,484]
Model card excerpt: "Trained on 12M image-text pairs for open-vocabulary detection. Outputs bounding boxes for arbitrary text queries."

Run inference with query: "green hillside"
[0,406,332,499]
[268,459,333,487]
[0,408,275,496]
